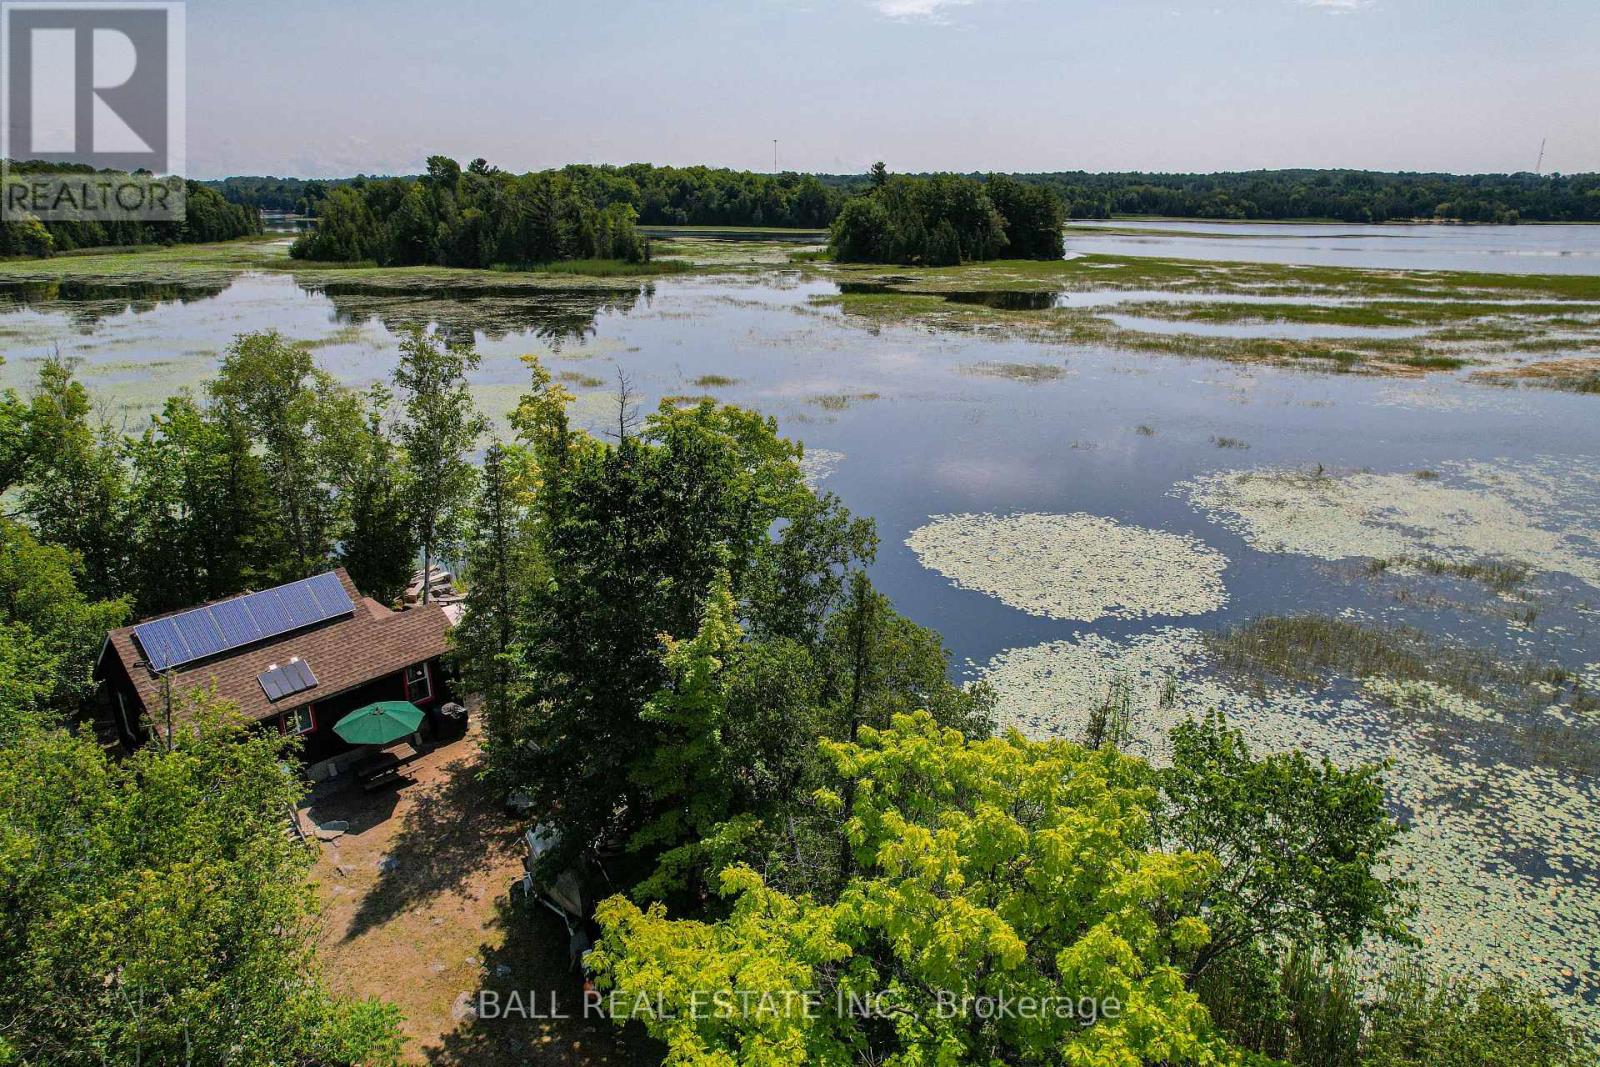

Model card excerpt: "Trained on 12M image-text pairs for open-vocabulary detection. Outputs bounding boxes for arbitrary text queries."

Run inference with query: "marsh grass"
[489,258,692,277]
[1471,358,1600,395]
[557,371,606,388]
[1082,674,1135,751]
[1392,354,1469,371]
[1368,555,1532,593]
[1207,615,1600,775]
[1206,616,1569,701]
[808,391,881,411]
[691,374,740,388]
[961,361,1070,382]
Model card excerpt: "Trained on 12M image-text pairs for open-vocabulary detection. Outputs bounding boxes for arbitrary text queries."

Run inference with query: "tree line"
[933,168,1600,224]
[215,164,1600,229]
[1,161,261,257]
[0,331,1593,1063]
[288,155,650,267]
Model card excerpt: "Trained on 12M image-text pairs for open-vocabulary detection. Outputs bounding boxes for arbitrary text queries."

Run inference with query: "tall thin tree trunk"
[421,540,432,604]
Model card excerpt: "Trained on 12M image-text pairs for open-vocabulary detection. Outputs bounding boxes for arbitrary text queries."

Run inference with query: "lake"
[1066,219,1600,273]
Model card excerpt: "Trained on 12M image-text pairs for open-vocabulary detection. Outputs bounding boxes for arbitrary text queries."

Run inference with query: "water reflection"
[0,278,231,328]
[300,279,653,345]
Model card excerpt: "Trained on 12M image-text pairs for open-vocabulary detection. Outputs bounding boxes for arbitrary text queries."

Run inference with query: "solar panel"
[133,572,355,671]
[258,658,317,702]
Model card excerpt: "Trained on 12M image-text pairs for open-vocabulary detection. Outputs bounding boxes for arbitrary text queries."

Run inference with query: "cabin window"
[405,662,433,703]
[280,705,315,736]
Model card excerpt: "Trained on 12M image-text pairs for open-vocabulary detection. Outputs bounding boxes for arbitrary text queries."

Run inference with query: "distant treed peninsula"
[213,164,1600,226]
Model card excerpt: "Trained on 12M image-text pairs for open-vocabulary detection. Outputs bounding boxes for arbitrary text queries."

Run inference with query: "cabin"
[95,568,461,780]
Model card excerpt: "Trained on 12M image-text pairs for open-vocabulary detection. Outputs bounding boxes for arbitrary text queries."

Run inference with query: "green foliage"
[509,394,827,869]
[832,171,1017,265]
[209,331,351,581]
[18,357,129,601]
[215,164,1600,228]
[592,712,1239,1066]
[0,518,126,727]
[11,335,435,618]
[820,571,995,744]
[1028,168,1600,223]
[289,155,651,267]
[0,702,403,1065]
[1195,947,1362,1066]
[1363,964,1596,1067]
[392,327,487,602]
[125,390,273,613]
[337,386,418,604]
[987,173,1069,258]
[455,440,539,780]
[1159,712,1413,979]
[0,170,257,258]
[630,573,745,855]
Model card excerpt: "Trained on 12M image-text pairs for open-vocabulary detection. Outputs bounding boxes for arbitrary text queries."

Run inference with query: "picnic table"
[354,741,420,791]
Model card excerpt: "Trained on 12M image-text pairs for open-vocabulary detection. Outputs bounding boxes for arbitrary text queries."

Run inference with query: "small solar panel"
[133,572,355,671]
[258,658,317,702]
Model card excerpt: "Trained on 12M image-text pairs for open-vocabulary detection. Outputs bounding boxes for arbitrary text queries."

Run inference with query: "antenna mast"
[1535,137,1547,175]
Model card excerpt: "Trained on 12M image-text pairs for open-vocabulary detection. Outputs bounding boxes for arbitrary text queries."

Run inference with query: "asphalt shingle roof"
[100,569,452,724]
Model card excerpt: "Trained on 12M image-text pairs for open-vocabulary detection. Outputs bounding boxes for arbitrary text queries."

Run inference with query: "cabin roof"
[98,568,452,725]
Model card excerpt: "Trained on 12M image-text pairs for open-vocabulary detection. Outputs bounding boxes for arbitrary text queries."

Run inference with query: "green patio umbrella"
[333,700,425,745]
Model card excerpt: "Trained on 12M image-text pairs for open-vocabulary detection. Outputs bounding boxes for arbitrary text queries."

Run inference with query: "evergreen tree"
[455,440,536,777]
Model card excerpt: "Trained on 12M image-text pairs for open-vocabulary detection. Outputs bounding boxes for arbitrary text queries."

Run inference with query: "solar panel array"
[258,658,318,702]
[133,572,355,672]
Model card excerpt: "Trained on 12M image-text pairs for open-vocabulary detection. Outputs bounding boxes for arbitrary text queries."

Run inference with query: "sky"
[186,0,1600,179]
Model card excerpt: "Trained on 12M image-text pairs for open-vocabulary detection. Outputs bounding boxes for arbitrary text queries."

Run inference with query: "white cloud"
[1297,0,1376,12]
[872,0,976,23]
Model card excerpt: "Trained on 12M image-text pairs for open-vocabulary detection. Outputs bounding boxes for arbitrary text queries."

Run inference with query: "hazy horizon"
[186,0,1600,181]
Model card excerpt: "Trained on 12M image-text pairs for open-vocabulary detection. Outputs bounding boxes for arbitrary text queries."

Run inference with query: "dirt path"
[307,729,656,1065]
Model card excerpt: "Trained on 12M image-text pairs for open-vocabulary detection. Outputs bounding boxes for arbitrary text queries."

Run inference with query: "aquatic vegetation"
[958,360,1071,382]
[906,511,1228,623]
[1211,435,1251,449]
[557,370,606,388]
[690,373,740,388]
[980,626,1600,1033]
[1180,459,1600,591]
[1368,554,1531,593]
[807,391,881,411]
[1203,615,1572,709]
[1472,357,1600,395]
[797,447,844,489]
